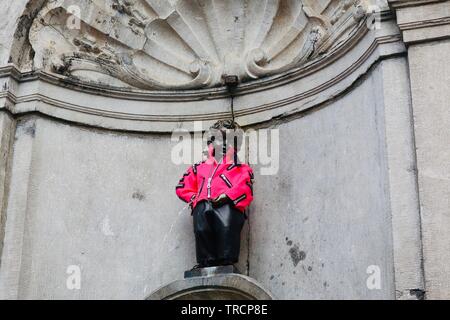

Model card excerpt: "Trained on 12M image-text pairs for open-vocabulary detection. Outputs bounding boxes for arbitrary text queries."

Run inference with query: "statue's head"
[206,120,243,161]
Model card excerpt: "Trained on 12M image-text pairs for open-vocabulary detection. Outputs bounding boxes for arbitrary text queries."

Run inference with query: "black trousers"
[193,200,246,267]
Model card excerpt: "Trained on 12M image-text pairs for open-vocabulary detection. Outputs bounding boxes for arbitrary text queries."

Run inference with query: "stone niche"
[1,0,420,300]
[29,0,367,90]
[1,0,381,133]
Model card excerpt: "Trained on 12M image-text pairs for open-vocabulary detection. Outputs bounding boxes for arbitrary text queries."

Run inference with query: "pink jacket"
[176,145,254,213]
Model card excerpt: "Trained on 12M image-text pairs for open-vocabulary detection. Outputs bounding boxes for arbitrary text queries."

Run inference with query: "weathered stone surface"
[0,116,246,299]
[408,40,450,299]
[249,61,396,300]
[0,0,449,301]
[380,58,424,300]
[0,112,14,264]
[0,0,34,66]
[389,0,450,300]
[0,13,404,132]
[26,0,368,90]
[148,272,274,300]
[392,0,450,43]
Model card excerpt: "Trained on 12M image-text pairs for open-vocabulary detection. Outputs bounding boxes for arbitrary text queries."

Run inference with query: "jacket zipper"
[207,160,221,199]
[220,174,233,188]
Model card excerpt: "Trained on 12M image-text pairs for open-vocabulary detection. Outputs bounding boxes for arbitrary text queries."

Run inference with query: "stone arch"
[9,0,47,70]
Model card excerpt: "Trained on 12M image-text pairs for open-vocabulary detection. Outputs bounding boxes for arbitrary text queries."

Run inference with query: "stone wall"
[0,115,198,299]
[250,60,395,299]
[0,57,403,299]
[0,0,449,300]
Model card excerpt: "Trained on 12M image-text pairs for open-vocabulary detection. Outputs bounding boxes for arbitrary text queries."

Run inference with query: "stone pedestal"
[147,266,274,300]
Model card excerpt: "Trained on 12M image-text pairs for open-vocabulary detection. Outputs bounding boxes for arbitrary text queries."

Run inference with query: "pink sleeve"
[225,165,254,209]
[175,165,198,204]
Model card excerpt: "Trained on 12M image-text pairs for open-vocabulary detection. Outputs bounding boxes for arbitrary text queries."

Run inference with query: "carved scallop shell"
[29,0,367,90]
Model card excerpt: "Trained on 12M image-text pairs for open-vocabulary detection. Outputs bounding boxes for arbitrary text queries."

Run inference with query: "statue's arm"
[223,165,254,209]
[175,166,198,204]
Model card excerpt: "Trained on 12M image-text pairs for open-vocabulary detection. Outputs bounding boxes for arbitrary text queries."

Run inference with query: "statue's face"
[206,127,243,159]
[206,128,225,160]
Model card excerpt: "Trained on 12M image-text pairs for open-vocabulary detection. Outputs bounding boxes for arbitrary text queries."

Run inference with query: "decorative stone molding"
[0,0,405,132]
[388,0,445,9]
[28,0,369,90]
[388,0,450,43]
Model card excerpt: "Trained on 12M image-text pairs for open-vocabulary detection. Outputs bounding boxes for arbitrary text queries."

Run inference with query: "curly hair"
[207,120,243,154]
[210,119,241,131]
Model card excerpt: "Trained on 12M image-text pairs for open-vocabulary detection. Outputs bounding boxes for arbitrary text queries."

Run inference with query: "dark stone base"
[184,265,240,279]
